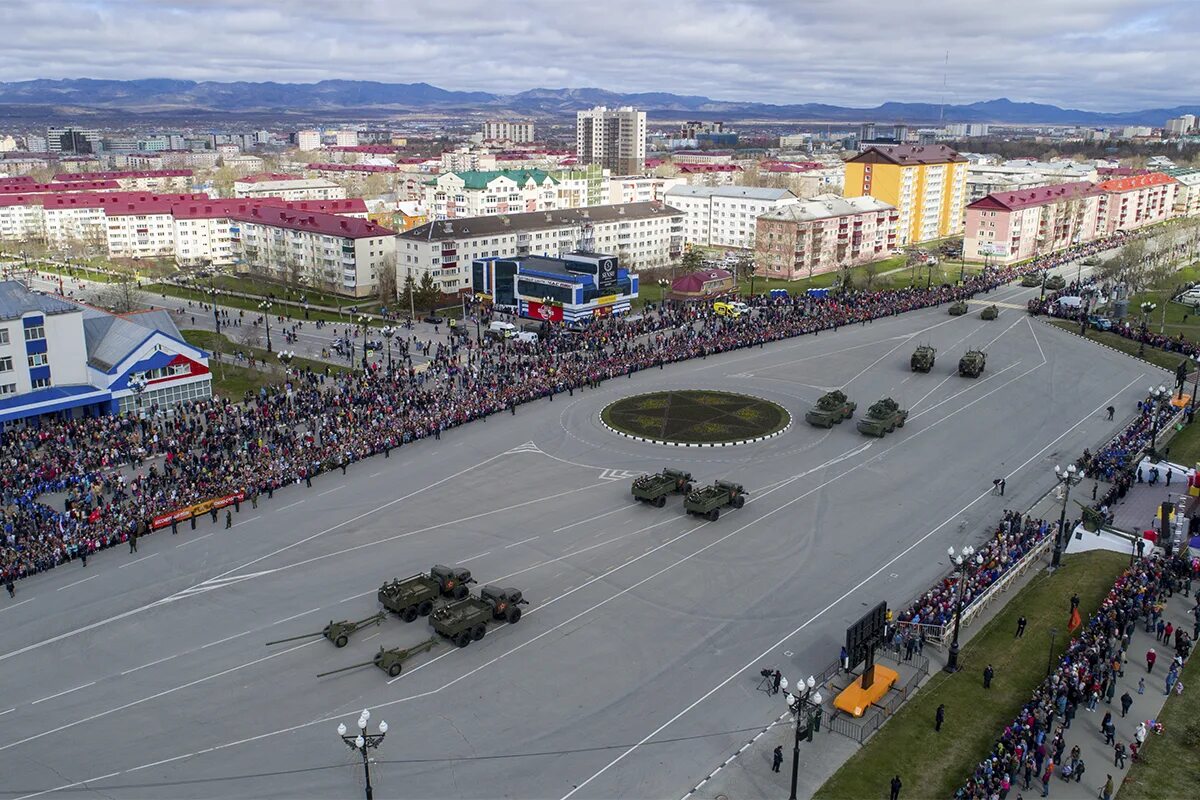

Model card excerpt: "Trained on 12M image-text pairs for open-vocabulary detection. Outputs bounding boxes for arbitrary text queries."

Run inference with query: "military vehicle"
[378,565,475,622]
[265,612,385,649]
[684,480,747,521]
[958,349,987,378]
[631,468,694,507]
[1044,275,1066,291]
[948,301,968,316]
[429,586,527,647]
[910,345,937,373]
[1020,274,1043,287]
[980,305,999,320]
[317,637,439,678]
[804,390,856,427]
[856,398,908,437]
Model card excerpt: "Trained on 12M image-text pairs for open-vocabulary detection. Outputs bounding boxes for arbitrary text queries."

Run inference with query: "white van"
[488,320,517,337]
[515,331,539,343]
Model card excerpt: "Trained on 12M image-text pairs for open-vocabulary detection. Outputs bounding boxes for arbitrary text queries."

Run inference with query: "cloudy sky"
[1,0,1194,111]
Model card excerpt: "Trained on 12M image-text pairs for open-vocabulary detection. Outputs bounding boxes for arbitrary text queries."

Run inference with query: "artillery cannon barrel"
[352,612,386,628]
[405,636,440,656]
[265,630,325,646]
[316,659,377,678]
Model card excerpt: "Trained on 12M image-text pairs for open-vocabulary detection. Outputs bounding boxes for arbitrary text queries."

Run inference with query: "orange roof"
[1098,172,1176,193]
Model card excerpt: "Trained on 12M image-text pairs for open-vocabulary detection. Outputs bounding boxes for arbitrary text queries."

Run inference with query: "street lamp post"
[1190,354,1199,415]
[1147,384,1170,458]
[337,710,387,800]
[278,350,295,372]
[128,374,147,417]
[1051,464,1084,570]
[259,300,273,352]
[1046,627,1059,677]
[944,544,979,673]
[782,675,823,800]
[358,314,370,371]
[382,325,395,375]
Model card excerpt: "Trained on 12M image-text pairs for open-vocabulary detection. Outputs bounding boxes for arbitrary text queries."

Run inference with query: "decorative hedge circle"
[600,390,791,446]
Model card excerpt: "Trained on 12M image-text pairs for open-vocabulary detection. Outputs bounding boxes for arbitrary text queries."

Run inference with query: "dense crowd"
[0,236,1129,584]
[955,554,1196,800]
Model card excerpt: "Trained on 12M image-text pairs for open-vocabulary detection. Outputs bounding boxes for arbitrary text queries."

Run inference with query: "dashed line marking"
[31,682,95,705]
[0,598,33,614]
[56,574,98,591]
[277,500,305,511]
[119,553,158,569]
[176,533,213,547]
[461,550,491,562]
[199,629,253,650]
[317,486,344,497]
[505,535,540,549]
[272,608,320,626]
[120,654,179,676]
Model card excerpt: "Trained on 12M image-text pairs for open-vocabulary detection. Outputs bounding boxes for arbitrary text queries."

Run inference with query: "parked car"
[424,315,445,325]
[1086,315,1113,331]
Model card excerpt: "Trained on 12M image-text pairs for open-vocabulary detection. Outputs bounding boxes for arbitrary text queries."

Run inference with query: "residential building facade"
[664,185,798,249]
[844,144,968,245]
[296,129,322,151]
[482,120,536,143]
[964,182,1104,264]
[233,175,347,200]
[606,175,685,205]
[424,170,559,220]
[52,170,194,193]
[755,195,899,281]
[1096,173,1179,235]
[576,106,647,175]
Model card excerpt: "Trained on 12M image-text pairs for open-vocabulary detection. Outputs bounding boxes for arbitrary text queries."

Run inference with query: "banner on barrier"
[151,490,246,530]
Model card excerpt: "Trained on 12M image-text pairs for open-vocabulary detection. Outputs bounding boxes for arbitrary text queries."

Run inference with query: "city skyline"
[0,0,1195,112]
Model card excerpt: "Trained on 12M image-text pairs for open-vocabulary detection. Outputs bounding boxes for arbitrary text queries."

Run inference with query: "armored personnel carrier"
[684,480,747,521]
[958,349,987,378]
[429,586,527,648]
[1021,273,1043,287]
[631,468,694,507]
[910,344,936,372]
[856,398,908,437]
[378,565,475,622]
[804,390,856,428]
[980,305,999,320]
[948,301,968,316]
[1044,275,1066,291]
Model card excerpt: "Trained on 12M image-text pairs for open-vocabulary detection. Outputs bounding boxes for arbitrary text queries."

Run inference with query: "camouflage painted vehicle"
[378,565,475,622]
[804,390,856,427]
[684,480,747,521]
[428,586,527,647]
[631,468,694,507]
[265,612,385,649]
[958,349,987,378]
[948,301,968,316]
[856,398,908,437]
[1020,273,1043,287]
[980,304,999,320]
[1044,275,1066,291]
[910,344,937,372]
[317,637,439,678]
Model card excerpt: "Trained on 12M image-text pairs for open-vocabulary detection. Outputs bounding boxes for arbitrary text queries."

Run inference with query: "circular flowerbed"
[600,390,791,446]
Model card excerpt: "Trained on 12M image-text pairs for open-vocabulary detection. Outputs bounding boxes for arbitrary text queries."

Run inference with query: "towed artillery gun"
[980,305,999,320]
[316,636,439,678]
[265,612,385,649]
[958,349,987,378]
[429,586,528,648]
[804,390,856,428]
[948,301,968,316]
[378,564,475,622]
[631,468,694,507]
[910,344,936,373]
[856,398,908,437]
[684,480,747,521]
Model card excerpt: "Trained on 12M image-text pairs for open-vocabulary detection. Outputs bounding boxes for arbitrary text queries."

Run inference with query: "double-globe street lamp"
[127,374,147,417]
[944,544,981,673]
[381,325,396,374]
[1051,464,1084,570]
[780,674,823,800]
[259,299,273,352]
[337,709,387,800]
[1146,384,1170,458]
[357,314,370,370]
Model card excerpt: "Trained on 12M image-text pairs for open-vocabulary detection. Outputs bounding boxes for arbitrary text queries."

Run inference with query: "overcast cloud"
[0,0,1194,111]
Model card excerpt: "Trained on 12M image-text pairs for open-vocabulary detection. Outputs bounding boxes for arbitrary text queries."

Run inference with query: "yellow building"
[844,144,967,246]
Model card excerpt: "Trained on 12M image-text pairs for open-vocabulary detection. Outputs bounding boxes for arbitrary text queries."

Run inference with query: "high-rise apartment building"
[295,129,322,151]
[334,130,359,147]
[844,144,968,245]
[46,127,101,154]
[482,120,535,143]
[576,106,646,175]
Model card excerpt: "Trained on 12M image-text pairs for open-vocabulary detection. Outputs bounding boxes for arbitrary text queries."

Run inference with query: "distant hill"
[0,78,1194,126]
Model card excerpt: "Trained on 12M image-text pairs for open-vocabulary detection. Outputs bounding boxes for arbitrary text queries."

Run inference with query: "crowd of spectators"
[0,235,1128,584]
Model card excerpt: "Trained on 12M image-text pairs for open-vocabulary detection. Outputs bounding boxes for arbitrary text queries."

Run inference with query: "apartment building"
[399,202,683,294]
[665,186,798,249]
[1095,173,1179,235]
[576,106,647,175]
[965,161,1098,205]
[424,170,559,220]
[233,174,347,200]
[306,162,403,190]
[333,130,359,147]
[52,169,194,193]
[0,180,122,195]
[482,120,536,143]
[676,164,743,187]
[606,175,686,205]
[1164,168,1200,218]
[844,144,968,245]
[46,127,101,154]
[755,194,899,280]
[296,129,322,151]
[964,182,1104,264]
[672,151,735,166]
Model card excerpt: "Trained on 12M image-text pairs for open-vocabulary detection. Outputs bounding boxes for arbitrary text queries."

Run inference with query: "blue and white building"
[472,251,638,322]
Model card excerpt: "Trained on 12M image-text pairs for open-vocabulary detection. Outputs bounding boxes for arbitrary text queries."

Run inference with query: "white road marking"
[840,316,960,388]
[369,471,383,477]
[56,575,98,591]
[119,654,179,676]
[505,535,540,549]
[461,550,491,562]
[0,708,12,717]
[13,772,121,800]
[363,632,380,642]
[175,532,213,547]
[340,590,374,603]
[232,516,259,527]
[276,499,306,511]
[31,682,95,705]
[272,608,320,626]
[199,630,254,650]
[118,553,158,569]
[317,486,344,497]
[553,506,627,532]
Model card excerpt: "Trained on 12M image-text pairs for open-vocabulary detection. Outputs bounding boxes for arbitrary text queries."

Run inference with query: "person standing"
[771,745,783,774]
[171,516,178,535]
[771,670,781,695]
[5,578,13,599]
[129,530,138,553]
[1113,742,1126,768]
[983,664,995,689]
[1146,647,1157,673]
[1016,615,1027,637]
[1120,691,1133,718]
[889,774,902,800]
[935,703,945,732]
[225,510,233,529]
[1071,593,1080,611]
[79,544,87,567]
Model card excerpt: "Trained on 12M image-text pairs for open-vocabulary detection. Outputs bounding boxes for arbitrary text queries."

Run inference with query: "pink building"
[964,182,1103,265]
[1096,173,1178,235]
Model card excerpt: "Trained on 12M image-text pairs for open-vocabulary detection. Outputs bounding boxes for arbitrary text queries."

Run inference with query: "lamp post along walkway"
[337,709,387,800]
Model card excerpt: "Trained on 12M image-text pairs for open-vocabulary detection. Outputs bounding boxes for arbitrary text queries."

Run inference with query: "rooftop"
[665,185,795,201]
[429,169,558,190]
[758,193,896,223]
[306,162,403,173]
[401,202,683,242]
[0,180,122,195]
[676,164,742,173]
[1098,172,1177,192]
[53,169,193,182]
[968,181,1104,212]
[0,280,80,321]
[235,173,303,184]
[848,144,967,166]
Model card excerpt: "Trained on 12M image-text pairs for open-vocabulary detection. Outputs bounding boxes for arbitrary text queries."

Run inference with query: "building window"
[24,325,45,341]
[0,383,14,395]
[0,356,12,372]
[28,353,49,368]
[31,377,51,390]
[0,329,8,345]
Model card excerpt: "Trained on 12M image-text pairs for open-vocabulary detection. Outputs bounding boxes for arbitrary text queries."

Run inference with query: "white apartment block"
[441,148,498,173]
[233,176,347,200]
[334,130,359,147]
[398,203,683,293]
[664,186,798,250]
[296,129,322,151]
[1172,172,1200,218]
[607,175,686,205]
[105,202,178,259]
[576,106,647,175]
[482,120,535,143]
[52,170,194,193]
[424,170,559,220]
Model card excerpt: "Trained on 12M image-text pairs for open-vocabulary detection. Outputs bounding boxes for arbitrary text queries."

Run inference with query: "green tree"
[679,247,704,273]
[400,270,417,318]
[416,270,440,315]
[734,251,757,297]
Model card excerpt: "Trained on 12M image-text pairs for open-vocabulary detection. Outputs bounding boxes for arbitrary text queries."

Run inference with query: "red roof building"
[0,180,122,195]
[964,181,1105,265]
[1096,173,1177,235]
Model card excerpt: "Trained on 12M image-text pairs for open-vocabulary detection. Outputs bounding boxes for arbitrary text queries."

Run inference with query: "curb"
[1036,317,1174,374]
[600,392,793,448]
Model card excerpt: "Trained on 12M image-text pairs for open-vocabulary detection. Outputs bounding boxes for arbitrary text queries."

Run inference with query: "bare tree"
[100,275,141,313]
[376,253,398,305]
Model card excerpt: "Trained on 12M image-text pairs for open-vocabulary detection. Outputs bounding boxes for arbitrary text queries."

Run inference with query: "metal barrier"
[824,706,884,744]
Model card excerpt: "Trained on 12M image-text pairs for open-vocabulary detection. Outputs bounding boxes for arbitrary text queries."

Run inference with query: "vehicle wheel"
[833,416,842,424]
[334,634,349,648]
[417,600,434,616]
[388,663,402,677]
[454,585,469,600]
[507,606,522,624]
[471,624,486,641]
[654,495,666,508]
[455,632,471,648]
[709,508,720,521]
[402,605,419,623]
[732,495,745,509]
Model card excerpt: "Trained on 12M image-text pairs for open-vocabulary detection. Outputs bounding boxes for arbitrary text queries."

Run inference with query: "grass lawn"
[181,329,344,376]
[600,390,790,443]
[203,361,276,399]
[1047,320,1187,373]
[815,550,1129,800]
[207,275,385,314]
[1118,636,1200,799]
[150,283,388,327]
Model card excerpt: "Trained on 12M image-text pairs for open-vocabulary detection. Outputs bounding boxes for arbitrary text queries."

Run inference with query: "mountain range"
[0,79,1195,126]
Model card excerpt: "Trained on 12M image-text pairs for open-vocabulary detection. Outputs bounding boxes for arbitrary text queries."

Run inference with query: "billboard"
[526,300,563,322]
[845,600,888,670]
[597,256,618,291]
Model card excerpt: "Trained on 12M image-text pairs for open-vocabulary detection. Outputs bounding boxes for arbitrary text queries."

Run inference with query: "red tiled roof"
[326,145,401,154]
[307,162,402,173]
[257,197,368,214]
[40,192,205,210]
[1097,167,1150,178]
[848,144,967,166]
[235,173,303,183]
[237,206,393,238]
[0,180,122,194]
[968,181,1103,212]
[762,160,823,173]
[1097,172,1176,193]
[53,169,193,182]
[0,176,34,184]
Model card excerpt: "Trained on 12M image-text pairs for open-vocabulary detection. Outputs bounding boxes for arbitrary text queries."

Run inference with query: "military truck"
[1044,275,1066,291]
[856,398,908,437]
[804,390,856,428]
[980,305,999,320]
[1020,273,1043,287]
[684,480,747,521]
[378,565,475,622]
[948,301,968,316]
[631,468,694,507]
[910,344,936,372]
[429,586,527,647]
[958,349,987,378]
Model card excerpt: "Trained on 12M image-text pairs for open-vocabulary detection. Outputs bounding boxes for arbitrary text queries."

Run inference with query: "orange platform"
[1170,394,1192,409]
[833,665,899,718]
